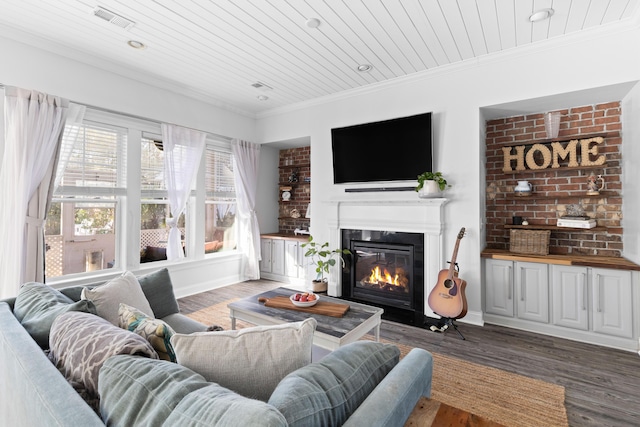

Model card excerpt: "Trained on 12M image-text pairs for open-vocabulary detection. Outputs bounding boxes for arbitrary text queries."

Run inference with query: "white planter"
[309,280,328,292]
[418,180,441,198]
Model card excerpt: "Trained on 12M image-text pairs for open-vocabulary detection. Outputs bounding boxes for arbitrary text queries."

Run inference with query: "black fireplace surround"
[340,229,424,327]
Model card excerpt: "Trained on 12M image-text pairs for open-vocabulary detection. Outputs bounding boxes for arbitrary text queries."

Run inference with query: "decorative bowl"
[290,292,319,307]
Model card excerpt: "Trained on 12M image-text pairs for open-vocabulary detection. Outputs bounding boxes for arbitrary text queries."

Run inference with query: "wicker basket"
[509,229,550,255]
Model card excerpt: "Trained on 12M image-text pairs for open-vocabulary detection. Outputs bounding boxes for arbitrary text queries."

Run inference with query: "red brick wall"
[485,102,623,256]
[278,146,311,234]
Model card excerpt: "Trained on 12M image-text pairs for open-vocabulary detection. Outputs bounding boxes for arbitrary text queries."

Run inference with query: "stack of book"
[557,216,597,229]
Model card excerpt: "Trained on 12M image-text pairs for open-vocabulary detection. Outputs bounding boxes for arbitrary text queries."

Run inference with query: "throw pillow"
[13,281,96,349]
[49,311,158,400]
[81,271,154,325]
[136,268,180,318]
[268,341,400,427]
[171,318,317,402]
[118,303,176,362]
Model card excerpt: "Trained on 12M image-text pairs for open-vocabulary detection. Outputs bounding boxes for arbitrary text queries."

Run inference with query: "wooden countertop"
[481,249,640,271]
[261,233,310,242]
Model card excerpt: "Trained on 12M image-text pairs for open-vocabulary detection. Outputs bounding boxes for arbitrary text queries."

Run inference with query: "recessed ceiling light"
[127,40,146,49]
[306,18,321,28]
[257,95,269,101]
[357,64,373,72]
[529,8,554,22]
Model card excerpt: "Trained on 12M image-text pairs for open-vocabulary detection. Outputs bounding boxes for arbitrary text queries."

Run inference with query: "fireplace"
[341,229,424,326]
[327,195,447,323]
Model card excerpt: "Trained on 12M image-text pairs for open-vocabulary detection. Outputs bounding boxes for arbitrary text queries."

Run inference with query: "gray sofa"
[0,269,433,426]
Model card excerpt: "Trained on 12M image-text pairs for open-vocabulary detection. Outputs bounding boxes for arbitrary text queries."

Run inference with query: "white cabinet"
[485,259,514,317]
[285,239,304,278]
[515,262,549,323]
[591,268,633,338]
[551,265,589,330]
[260,238,272,274]
[485,260,548,323]
[271,239,285,276]
[260,236,307,288]
[259,237,284,275]
[485,258,638,351]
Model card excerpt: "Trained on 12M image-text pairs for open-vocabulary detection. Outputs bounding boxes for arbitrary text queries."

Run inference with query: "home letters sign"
[502,136,606,172]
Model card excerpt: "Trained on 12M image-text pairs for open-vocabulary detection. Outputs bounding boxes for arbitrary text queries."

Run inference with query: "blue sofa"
[0,269,433,426]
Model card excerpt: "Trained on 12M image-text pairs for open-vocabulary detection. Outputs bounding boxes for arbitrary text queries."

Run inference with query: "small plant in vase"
[301,236,351,293]
[415,171,448,198]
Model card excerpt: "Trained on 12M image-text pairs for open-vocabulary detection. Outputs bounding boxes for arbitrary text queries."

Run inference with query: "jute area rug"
[185,299,569,427]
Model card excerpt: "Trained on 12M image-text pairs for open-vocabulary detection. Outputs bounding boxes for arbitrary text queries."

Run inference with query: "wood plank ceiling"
[0,0,637,115]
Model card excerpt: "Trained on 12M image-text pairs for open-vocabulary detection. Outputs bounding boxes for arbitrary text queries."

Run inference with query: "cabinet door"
[284,240,299,278]
[551,265,589,330]
[592,268,633,338]
[485,259,514,317]
[260,238,272,274]
[515,262,549,323]
[271,239,285,276]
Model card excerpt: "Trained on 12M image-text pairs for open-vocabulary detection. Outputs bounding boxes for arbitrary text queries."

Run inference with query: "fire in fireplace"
[341,229,424,327]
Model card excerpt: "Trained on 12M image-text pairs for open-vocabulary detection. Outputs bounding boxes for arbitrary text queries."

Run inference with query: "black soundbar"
[345,186,415,193]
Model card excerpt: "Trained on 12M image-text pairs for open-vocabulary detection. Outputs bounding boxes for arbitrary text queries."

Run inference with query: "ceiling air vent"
[251,81,274,92]
[93,6,135,30]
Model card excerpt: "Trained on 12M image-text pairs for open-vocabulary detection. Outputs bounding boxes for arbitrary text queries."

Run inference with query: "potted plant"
[415,171,448,198]
[301,236,351,292]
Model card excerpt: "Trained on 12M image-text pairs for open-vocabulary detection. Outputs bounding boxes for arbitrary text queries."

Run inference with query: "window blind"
[55,120,127,196]
[205,145,235,201]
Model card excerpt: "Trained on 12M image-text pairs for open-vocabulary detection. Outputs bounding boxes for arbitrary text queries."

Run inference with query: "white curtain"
[161,123,206,261]
[0,87,70,298]
[231,138,261,280]
[53,104,86,191]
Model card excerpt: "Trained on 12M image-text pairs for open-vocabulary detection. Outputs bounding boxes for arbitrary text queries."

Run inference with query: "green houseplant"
[301,236,351,292]
[415,171,448,197]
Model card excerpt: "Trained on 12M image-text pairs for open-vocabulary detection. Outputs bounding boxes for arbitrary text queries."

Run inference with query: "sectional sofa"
[0,268,433,426]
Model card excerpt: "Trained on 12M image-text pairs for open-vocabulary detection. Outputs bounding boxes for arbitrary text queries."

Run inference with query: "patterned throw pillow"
[49,311,159,400]
[119,303,176,362]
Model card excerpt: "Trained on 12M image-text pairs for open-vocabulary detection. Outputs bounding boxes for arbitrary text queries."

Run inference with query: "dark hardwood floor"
[178,280,640,427]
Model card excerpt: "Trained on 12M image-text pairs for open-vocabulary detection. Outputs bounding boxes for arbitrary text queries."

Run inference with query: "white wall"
[0,36,256,296]
[622,82,640,261]
[256,145,279,234]
[256,23,640,322]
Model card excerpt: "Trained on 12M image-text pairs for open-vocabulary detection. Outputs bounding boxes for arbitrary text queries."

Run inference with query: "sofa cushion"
[136,268,180,318]
[81,271,154,325]
[171,318,317,402]
[268,341,400,427]
[99,355,286,427]
[118,303,176,362]
[167,383,288,427]
[49,311,158,400]
[13,281,96,348]
[99,355,209,426]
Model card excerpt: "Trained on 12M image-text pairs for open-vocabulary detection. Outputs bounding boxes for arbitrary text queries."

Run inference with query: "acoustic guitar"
[428,227,468,319]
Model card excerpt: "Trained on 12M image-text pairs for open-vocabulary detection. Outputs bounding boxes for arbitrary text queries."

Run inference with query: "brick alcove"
[485,101,623,257]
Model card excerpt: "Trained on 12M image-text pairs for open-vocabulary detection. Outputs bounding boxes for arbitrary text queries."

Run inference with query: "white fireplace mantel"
[326,195,448,318]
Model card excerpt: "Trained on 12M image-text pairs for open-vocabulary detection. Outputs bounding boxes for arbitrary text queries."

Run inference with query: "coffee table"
[228,287,383,351]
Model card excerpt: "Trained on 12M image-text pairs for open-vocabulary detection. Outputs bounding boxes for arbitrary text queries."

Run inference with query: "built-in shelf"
[278,217,310,221]
[504,191,618,201]
[504,224,606,232]
[279,163,310,169]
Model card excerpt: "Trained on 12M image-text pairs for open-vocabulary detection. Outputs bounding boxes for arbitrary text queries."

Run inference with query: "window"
[140,137,186,261]
[42,108,236,279]
[204,144,236,253]
[45,121,126,278]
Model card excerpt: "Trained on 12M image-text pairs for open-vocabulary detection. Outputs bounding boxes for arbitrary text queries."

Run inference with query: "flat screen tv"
[331,112,432,184]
